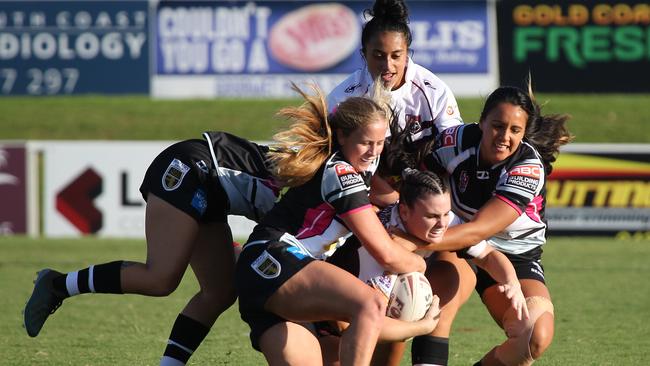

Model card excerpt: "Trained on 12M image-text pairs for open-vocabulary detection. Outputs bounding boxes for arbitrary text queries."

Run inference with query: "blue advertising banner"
[0,0,149,95]
[153,0,492,98]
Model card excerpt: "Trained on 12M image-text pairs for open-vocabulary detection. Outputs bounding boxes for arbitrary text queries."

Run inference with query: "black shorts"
[139,139,228,223]
[475,246,546,296]
[235,238,316,351]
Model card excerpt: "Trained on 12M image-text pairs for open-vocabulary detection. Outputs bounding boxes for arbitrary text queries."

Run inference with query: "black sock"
[160,314,210,365]
[54,261,124,297]
[412,335,449,365]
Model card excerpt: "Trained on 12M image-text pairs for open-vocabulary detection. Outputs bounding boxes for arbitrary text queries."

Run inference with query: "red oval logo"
[269,3,360,72]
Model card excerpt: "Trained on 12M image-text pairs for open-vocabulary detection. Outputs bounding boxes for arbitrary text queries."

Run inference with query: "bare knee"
[198,286,237,312]
[529,312,554,359]
[355,290,386,325]
[146,272,183,296]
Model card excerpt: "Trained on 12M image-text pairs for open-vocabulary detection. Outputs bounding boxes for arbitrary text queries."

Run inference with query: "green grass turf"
[2,236,649,365]
[1,94,649,142]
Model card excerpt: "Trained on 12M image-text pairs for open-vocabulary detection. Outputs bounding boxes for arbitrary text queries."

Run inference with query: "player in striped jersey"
[235,84,435,366]
[389,84,572,366]
[24,131,280,365]
[320,169,529,366]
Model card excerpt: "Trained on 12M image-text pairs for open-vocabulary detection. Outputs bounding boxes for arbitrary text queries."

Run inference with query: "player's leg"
[371,341,406,366]
[160,221,236,365]
[411,251,476,366]
[263,260,386,366]
[261,321,324,366]
[24,194,198,337]
[476,280,554,366]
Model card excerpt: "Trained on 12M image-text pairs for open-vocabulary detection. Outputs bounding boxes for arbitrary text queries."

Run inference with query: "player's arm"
[379,295,440,342]
[329,295,441,342]
[369,174,399,208]
[470,245,529,320]
[341,207,426,274]
[421,196,519,252]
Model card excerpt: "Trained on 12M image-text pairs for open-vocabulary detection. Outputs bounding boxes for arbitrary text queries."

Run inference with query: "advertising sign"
[152,0,495,98]
[497,1,650,92]
[0,143,28,235]
[39,141,256,238]
[547,144,650,235]
[0,0,149,95]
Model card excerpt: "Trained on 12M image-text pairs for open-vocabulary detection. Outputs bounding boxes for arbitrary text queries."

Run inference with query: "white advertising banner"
[39,141,256,239]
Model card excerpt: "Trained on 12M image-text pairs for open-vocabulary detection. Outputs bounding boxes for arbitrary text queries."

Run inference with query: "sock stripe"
[88,265,96,293]
[66,272,80,296]
[168,340,194,355]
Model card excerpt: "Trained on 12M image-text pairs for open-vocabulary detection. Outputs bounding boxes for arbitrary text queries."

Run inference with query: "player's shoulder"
[327,69,369,109]
[436,123,480,151]
[408,62,453,95]
[321,153,367,195]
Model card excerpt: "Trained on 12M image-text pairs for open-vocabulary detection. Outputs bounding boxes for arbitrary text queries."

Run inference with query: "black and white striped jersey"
[425,123,548,254]
[202,131,280,222]
[249,151,379,259]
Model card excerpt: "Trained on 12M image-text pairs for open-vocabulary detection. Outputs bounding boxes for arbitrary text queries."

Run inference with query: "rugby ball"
[386,272,433,322]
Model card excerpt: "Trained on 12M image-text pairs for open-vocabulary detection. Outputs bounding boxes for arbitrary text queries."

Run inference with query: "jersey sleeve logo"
[441,125,460,147]
[509,165,541,179]
[506,165,541,191]
[162,158,190,191]
[334,163,364,190]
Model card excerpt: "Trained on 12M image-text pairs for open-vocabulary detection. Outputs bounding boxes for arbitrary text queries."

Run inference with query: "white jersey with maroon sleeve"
[252,152,378,260]
[427,124,548,254]
[326,58,462,142]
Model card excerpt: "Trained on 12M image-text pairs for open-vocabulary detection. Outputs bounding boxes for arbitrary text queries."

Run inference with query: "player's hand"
[498,281,529,320]
[416,295,441,334]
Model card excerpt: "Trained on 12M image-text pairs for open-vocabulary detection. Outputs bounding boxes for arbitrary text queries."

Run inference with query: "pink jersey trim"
[339,204,373,217]
[495,194,523,215]
[525,195,544,223]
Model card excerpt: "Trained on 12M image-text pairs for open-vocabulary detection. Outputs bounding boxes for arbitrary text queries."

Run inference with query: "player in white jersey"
[235,84,436,366]
[327,0,462,145]
[321,169,529,366]
[391,84,573,366]
[24,131,281,365]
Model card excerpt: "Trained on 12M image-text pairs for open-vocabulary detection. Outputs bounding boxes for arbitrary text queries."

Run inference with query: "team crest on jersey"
[441,125,459,147]
[335,164,364,189]
[251,250,281,279]
[459,170,469,193]
[406,114,422,134]
[162,158,190,191]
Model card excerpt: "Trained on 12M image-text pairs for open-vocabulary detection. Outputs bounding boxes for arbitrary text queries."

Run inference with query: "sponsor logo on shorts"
[162,158,190,191]
[251,250,281,279]
[195,160,209,174]
[191,189,207,215]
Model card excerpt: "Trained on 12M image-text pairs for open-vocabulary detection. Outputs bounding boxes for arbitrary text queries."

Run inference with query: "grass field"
[1,94,649,142]
[2,236,649,365]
